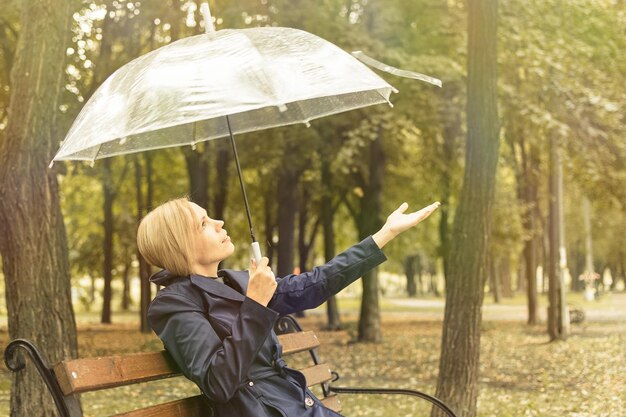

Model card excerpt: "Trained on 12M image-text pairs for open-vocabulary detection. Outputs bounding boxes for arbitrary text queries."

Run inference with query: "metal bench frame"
[275,315,457,417]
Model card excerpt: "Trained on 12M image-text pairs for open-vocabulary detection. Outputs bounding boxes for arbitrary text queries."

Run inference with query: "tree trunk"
[547,136,566,340]
[276,147,299,279]
[295,183,314,318]
[135,157,151,333]
[557,150,568,335]
[439,85,461,280]
[357,129,385,343]
[322,160,342,330]
[510,124,541,323]
[101,158,115,324]
[500,256,513,298]
[405,255,417,297]
[416,256,424,296]
[517,257,526,292]
[541,224,550,294]
[184,141,210,209]
[528,151,542,320]
[432,1,499,416]
[264,191,276,267]
[521,144,540,322]
[490,254,500,304]
[144,153,154,318]
[121,249,131,310]
[0,1,79,415]
[570,248,584,292]
[524,223,539,324]
[146,153,154,212]
[430,272,439,296]
[90,275,96,303]
[213,139,230,220]
[298,184,312,274]
[583,196,595,281]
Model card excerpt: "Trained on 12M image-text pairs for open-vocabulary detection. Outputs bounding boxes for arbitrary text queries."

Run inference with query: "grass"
[1,292,625,416]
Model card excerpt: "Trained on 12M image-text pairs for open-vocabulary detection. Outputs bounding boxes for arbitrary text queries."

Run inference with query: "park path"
[387,292,626,322]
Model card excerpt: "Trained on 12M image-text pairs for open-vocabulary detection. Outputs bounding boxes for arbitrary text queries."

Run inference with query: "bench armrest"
[328,385,458,417]
[4,339,82,417]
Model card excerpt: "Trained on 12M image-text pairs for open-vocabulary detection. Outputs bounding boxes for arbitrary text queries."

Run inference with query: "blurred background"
[0,0,624,416]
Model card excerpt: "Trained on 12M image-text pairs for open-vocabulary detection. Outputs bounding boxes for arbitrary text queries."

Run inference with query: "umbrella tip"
[200,3,216,34]
[48,160,55,169]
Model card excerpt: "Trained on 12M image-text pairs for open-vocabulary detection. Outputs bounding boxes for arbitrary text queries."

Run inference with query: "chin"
[227,242,236,253]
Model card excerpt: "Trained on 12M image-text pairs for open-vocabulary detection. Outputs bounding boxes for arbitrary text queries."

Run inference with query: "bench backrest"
[52,330,340,416]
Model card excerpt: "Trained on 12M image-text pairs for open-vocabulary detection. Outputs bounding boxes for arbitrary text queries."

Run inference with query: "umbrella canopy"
[53,26,397,162]
[52,5,441,261]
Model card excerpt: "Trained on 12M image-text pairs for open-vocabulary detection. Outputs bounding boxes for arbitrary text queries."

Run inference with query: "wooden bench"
[4,315,457,417]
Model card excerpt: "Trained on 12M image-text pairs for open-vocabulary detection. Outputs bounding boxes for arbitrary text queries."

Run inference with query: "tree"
[506,130,542,323]
[212,139,231,220]
[0,1,79,415]
[354,120,386,343]
[498,0,626,324]
[432,0,500,416]
[547,137,567,340]
[321,165,342,329]
[100,158,129,323]
[134,154,153,333]
[276,137,301,279]
[404,254,420,297]
[184,143,211,210]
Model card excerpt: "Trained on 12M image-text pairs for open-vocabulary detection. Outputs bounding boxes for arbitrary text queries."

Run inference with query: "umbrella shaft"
[226,116,257,244]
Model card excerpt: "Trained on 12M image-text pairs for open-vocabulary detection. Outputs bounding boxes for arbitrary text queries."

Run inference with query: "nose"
[215,219,224,230]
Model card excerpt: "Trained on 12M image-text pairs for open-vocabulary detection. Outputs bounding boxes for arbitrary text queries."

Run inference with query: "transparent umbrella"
[52,3,440,260]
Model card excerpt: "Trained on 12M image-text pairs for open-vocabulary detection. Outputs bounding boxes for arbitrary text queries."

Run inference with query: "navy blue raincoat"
[147,236,386,417]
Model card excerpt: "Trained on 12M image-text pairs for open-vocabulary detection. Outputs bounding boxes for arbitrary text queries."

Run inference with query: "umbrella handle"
[251,241,263,264]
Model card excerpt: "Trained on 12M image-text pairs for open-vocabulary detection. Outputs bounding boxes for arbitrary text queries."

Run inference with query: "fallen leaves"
[0,314,624,416]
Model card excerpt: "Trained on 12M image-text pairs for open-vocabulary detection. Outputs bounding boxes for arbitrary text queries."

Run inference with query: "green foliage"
[490,153,525,263]
[498,0,625,282]
[1,0,624,313]
[500,0,625,201]
[60,164,103,279]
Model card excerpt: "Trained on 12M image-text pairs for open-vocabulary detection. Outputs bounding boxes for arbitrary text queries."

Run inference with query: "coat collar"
[218,269,249,293]
[189,269,250,302]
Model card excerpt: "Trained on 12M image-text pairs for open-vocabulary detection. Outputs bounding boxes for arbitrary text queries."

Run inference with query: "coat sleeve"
[268,235,387,315]
[148,293,279,403]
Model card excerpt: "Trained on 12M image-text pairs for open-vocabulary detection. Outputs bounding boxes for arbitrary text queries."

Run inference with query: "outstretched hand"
[372,202,440,249]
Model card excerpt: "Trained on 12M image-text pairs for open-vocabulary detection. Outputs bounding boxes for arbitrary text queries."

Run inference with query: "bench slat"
[110,395,205,417]
[301,363,333,387]
[277,331,320,355]
[53,351,180,395]
[321,394,342,412]
[53,331,322,395]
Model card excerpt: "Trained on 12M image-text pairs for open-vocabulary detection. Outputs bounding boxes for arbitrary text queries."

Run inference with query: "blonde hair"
[137,198,197,276]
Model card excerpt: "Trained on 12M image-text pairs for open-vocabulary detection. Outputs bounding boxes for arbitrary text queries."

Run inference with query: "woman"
[138,197,439,417]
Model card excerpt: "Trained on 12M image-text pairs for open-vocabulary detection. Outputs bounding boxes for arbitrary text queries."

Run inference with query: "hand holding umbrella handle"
[251,241,263,264]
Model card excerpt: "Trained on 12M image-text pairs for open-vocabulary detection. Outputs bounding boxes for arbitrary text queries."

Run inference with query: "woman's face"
[189,202,235,270]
